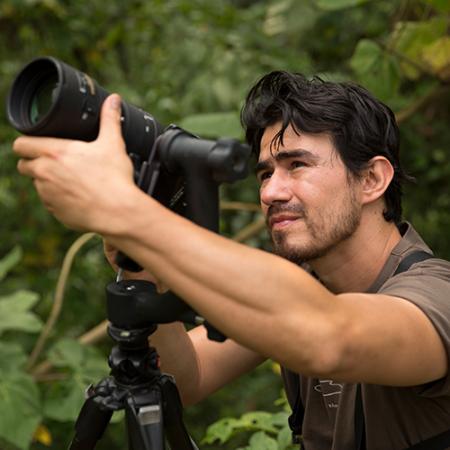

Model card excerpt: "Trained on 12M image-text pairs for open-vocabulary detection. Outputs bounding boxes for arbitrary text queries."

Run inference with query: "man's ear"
[360,156,394,205]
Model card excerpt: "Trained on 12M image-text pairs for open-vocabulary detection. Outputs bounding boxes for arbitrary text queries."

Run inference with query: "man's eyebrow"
[255,149,319,174]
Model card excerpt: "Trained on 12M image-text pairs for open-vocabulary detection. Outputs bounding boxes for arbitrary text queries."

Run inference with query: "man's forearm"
[105,189,336,374]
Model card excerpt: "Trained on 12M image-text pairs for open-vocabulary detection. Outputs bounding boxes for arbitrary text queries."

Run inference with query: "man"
[14,71,450,449]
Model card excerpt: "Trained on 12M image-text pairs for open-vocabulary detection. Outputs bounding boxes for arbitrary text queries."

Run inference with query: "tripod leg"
[125,392,165,450]
[160,375,198,450]
[68,396,113,450]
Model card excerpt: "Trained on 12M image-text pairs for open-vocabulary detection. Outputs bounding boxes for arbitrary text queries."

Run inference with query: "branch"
[220,201,261,212]
[232,215,267,242]
[27,233,98,371]
[396,84,450,124]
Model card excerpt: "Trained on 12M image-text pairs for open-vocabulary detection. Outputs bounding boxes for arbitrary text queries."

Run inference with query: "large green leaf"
[244,431,278,450]
[47,338,86,369]
[0,290,42,335]
[350,39,401,101]
[44,339,109,421]
[0,246,22,281]
[277,425,295,450]
[47,338,108,378]
[0,341,28,374]
[43,376,88,422]
[179,112,243,139]
[390,18,447,79]
[202,417,241,444]
[350,39,381,71]
[0,373,41,450]
[203,410,283,445]
[240,411,278,434]
[422,37,450,80]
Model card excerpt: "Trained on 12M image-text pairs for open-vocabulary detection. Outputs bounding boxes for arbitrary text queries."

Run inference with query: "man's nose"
[260,171,292,206]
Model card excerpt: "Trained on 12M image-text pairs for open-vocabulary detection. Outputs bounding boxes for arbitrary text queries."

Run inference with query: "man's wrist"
[99,185,153,238]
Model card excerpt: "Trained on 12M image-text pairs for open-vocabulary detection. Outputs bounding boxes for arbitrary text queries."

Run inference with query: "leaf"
[422,37,450,81]
[390,18,447,79]
[277,425,295,450]
[0,341,28,373]
[350,39,400,100]
[350,39,381,72]
[43,376,87,422]
[179,112,243,139]
[44,340,108,421]
[202,417,241,444]
[47,338,108,378]
[47,338,86,368]
[0,246,22,281]
[0,290,43,335]
[247,431,278,450]
[315,0,371,11]
[0,372,42,450]
[269,411,290,427]
[240,411,278,434]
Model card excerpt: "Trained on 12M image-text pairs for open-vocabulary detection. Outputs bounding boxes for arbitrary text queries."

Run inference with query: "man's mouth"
[269,214,301,230]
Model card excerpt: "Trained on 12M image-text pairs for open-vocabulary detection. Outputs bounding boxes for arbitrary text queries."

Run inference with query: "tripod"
[69,280,207,450]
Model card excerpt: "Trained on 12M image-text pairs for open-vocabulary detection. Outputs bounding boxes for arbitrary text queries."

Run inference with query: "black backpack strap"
[393,250,434,276]
[287,376,304,446]
[355,250,437,450]
[355,384,366,450]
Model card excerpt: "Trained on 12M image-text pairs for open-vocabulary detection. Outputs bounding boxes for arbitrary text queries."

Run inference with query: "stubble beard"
[268,190,362,265]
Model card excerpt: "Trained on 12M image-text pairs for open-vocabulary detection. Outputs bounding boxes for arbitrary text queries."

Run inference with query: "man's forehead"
[259,124,335,161]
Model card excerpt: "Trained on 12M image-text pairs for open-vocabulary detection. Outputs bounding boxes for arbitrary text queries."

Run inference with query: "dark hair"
[241,71,411,224]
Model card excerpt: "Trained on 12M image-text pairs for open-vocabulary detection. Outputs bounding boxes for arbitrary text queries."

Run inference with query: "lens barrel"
[6,56,163,161]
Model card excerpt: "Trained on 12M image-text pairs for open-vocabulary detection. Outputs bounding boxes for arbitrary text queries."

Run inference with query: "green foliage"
[203,410,296,450]
[0,246,23,281]
[43,339,108,422]
[0,0,449,448]
[0,290,43,334]
[0,248,109,449]
[0,251,42,450]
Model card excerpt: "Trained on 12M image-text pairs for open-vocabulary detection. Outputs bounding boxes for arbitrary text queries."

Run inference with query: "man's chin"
[271,236,319,264]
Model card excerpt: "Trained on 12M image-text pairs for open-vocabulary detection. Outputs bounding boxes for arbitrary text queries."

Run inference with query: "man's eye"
[258,171,272,182]
[291,161,306,169]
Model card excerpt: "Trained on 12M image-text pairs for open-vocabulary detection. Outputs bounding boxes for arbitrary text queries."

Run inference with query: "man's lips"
[268,214,301,229]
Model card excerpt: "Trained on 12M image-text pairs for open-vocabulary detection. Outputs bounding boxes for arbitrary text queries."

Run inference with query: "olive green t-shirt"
[282,223,450,450]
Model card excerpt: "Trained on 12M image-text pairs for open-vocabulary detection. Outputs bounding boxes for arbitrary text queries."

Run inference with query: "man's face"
[256,123,362,264]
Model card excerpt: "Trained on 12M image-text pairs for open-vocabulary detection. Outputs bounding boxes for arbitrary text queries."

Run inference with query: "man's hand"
[103,240,168,292]
[13,94,139,234]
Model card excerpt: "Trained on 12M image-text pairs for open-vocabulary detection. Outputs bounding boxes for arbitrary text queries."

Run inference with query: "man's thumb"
[97,94,124,143]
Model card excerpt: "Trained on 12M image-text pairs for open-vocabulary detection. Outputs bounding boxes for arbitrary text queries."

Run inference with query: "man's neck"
[309,214,402,294]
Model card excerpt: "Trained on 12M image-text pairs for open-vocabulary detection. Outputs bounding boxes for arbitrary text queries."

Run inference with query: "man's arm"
[14,94,448,387]
[153,323,265,405]
[103,196,447,386]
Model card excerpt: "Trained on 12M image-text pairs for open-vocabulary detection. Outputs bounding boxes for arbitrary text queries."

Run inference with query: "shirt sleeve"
[377,259,450,397]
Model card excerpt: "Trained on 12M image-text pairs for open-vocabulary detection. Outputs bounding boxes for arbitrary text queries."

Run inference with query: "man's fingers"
[17,157,43,178]
[97,94,125,145]
[13,136,71,159]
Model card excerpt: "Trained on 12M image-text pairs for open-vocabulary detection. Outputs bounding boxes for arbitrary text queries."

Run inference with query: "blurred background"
[0,0,448,449]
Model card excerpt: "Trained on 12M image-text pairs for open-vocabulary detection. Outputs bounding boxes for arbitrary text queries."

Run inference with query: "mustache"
[266,204,307,227]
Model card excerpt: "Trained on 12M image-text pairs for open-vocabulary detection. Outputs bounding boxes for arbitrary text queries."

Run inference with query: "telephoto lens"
[6,56,163,161]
